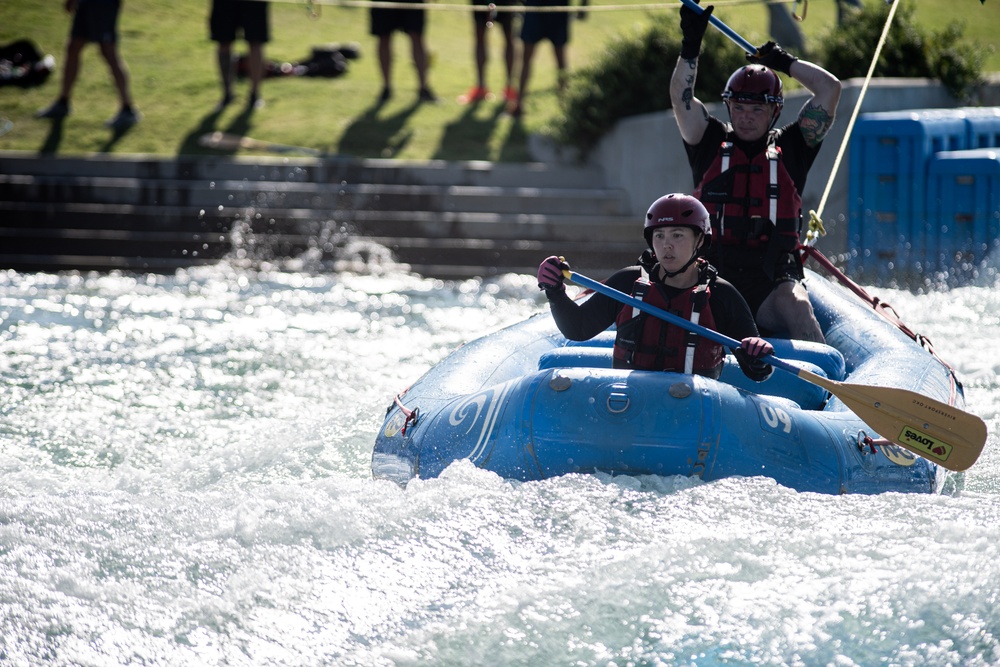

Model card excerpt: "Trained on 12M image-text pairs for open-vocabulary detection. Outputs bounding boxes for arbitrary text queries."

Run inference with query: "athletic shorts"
[70,0,121,44]
[472,0,517,29]
[210,0,271,43]
[370,0,426,36]
[519,2,568,46]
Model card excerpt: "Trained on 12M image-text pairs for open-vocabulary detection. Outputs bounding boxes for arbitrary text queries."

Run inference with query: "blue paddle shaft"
[565,270,802,376]
[678,0,758,56]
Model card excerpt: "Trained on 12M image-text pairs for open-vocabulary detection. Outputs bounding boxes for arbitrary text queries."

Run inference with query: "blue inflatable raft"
[373,270,966,494]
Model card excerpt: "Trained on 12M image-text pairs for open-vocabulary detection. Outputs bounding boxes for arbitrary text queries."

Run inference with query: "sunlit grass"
[1,0,996,161]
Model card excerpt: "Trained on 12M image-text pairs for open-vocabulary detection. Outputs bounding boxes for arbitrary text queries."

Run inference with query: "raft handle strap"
[857,431,892,455]
[394,394,420,435]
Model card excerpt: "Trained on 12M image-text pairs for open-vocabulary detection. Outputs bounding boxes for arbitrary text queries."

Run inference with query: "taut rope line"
[805,0,902,246]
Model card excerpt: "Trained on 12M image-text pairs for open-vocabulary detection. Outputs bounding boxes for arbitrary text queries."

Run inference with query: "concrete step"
[1,174,629,216]
[0,152,609,189]
[0,153,637,278]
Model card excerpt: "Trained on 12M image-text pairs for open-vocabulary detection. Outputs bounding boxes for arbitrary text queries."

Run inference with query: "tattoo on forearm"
[682,73,695,110]
[800,103,834,146]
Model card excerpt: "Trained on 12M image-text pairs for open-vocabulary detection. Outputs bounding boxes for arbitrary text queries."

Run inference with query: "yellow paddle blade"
[798,369,987,472]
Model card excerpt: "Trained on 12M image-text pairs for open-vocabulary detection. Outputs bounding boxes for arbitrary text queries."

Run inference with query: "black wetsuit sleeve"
[712,277,774,381]
[545,268,640,341]
[709,277,761,342]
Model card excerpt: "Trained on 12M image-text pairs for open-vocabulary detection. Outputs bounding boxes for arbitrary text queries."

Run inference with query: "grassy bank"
[1,0,997,162]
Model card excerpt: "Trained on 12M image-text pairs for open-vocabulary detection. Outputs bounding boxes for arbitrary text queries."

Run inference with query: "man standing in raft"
[669,1,841,343]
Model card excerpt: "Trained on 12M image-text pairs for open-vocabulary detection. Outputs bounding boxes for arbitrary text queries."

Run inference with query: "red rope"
[801,245,961,404]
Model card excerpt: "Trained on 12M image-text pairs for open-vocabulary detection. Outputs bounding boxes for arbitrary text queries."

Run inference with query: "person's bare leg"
[99,41,134,109]
[554,43,567,95]
[247,41,264,107]
[473,21,487,90]
[217,41,234,104]
[502,23,517,93]
[60,37,86,101]
[512,41,536,116]
[409,32,430,91]
[377,34,392,98]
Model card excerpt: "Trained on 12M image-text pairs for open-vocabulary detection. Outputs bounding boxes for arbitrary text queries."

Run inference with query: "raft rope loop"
[856,431,892,455]
[393,394,420,435]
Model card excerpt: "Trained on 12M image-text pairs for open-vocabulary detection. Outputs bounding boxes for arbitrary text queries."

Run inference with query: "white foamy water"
[1,261,998,666]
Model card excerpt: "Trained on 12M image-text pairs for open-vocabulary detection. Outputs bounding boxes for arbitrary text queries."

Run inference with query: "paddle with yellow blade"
[562,267,988,472]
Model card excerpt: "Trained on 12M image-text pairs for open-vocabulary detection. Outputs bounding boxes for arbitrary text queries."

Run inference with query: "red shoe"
[457,86,490,105]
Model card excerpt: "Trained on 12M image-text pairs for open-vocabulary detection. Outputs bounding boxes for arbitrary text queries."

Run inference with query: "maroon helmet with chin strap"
[643,193,712,248]
[722,64,784,129]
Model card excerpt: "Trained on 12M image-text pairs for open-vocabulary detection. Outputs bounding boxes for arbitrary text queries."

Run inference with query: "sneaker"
[418,87,439,104]
[457,86,490,105]
[105,107,140,130]
[36,99,70,120]
[503,86,519,104]
[247,92,264,110]
[378,87,392,104]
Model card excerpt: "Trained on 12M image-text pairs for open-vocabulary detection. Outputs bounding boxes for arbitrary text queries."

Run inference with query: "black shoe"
[36,99,70,120]
[418,87,439,103]
[378,87,392,104]
[105,107,141,130]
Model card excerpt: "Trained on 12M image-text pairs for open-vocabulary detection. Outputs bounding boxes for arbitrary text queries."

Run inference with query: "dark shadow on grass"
[177,106,266,155]
[497,113,533,163]
[177,105,229,155]
[98,119,140,153]
[337,99,420,159]
[38,117,65,155]
[431,102,507,161]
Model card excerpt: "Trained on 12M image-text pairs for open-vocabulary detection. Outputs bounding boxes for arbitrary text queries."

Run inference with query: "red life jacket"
[693,138,802,250]
[612,264,725,377]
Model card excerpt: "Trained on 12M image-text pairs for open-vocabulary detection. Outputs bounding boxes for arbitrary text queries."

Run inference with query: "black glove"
[771,251,805,282]
[733,343,773,382]
[761,245,805,282]
[537,255,569,293]
[679,1,714,60]
[748,41,798,75]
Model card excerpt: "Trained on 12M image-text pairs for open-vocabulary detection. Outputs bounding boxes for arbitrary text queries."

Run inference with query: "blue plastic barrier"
[960,106,1000,149]
[849,110,968,282]
[925,148,1000,279]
